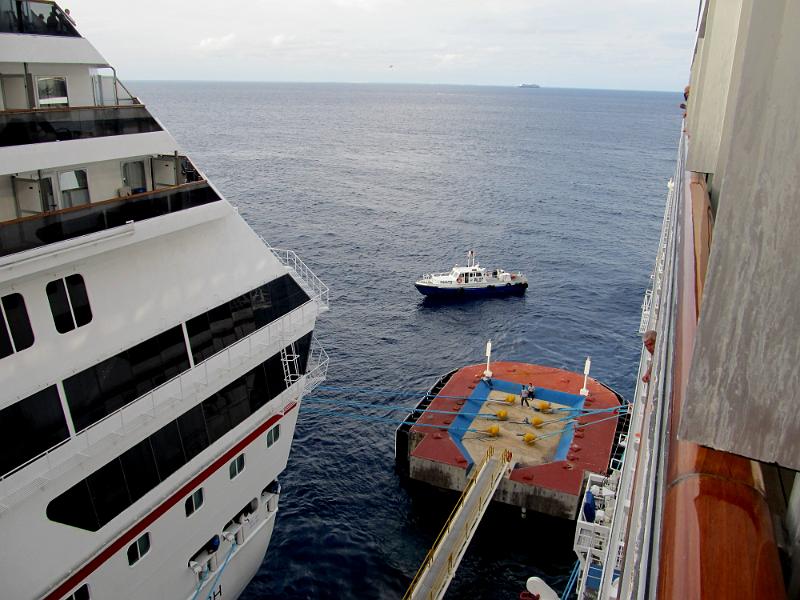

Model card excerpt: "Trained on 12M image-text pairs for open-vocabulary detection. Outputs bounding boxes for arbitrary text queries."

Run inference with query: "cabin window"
[59,169,89,207]
[266,424,280,448]
[127,533,150,566]
[185,488,204,517]
[46,274,92,334]
[36,76,68,107]
[229,453,245,479]
[64,583,90,600]
[0,292,34,358]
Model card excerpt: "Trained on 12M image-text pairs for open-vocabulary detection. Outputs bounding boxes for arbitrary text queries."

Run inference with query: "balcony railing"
[0,105,161,147]
[262,239,330,311]
[0,181,221,258]
[0,298,321,511]
[0,0,79,36]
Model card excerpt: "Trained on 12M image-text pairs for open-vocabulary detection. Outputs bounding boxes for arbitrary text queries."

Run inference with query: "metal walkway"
[404,447,512,600]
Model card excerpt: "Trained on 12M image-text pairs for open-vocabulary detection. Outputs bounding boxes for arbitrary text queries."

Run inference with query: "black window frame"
[228,453,245,480]
[0,292,35,358]
[46,274,92,334]
[127,532,150,566]
[184,488,204,517]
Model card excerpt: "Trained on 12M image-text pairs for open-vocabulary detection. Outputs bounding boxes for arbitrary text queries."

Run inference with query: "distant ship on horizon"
[518,83,541,88]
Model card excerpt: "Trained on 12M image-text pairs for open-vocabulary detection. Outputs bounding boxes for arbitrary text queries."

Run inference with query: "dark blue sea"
[130,82,680,599]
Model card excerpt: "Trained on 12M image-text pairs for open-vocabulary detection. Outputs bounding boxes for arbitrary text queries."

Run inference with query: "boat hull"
[414,282,528,297]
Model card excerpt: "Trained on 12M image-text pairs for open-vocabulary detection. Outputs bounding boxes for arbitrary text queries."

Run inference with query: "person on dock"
[527,382,536,400]
[520,384,530,407]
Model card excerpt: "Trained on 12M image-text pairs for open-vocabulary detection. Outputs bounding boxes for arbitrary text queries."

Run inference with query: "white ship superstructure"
[0,3,328,599]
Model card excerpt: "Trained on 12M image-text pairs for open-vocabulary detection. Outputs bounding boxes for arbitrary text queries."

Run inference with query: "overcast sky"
[67,0,699,91]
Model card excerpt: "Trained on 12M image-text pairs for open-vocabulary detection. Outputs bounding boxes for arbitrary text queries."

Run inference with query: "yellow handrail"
[404,447,513,600]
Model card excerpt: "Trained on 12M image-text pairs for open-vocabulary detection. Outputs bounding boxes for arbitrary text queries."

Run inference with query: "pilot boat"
[414,250,528,297]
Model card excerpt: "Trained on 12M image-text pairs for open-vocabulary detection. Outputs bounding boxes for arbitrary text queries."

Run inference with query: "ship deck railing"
[572,132,684,600]
[304,334,329,394]
[0,296,321,511]
[261,239,329,311]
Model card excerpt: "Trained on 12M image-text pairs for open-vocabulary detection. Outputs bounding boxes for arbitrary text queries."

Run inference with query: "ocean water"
[130,81,680,599]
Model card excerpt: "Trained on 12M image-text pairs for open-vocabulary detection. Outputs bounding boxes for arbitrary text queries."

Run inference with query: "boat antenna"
[484,339,493,378]
[580,356,591,396]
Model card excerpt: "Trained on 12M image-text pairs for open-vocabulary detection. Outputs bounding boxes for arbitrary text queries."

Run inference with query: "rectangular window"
[0,385,69,476]
[36,76,68,107]
[184,488,204,517]
[127,533,150,566]
[1,292,34,358]
[46,275,92,334]
[228,453,245,479]
[266,424,280,447]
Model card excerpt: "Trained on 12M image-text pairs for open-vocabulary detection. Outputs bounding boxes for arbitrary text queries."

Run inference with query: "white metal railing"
[260,238,329,311]
[572,129,686,600]
[304,335,329,394]
[0,300,320,510]
[638,289,653,334]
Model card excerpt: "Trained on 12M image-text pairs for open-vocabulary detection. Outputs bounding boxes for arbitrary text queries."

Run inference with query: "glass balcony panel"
[0,182,221,257]
[0,106,161,147]
[0,0,79,36]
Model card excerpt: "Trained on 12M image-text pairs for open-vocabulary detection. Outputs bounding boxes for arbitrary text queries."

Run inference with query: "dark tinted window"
[46,278,75,333]
[47,275,92,333]
[0,385,69,476]
[72,583,90,600]
[0,310,12,359]
[66,274,92,326]
[47,336,313,530]
[87,459,131,525]
[119,439,159,503]
[64,325,190,432]
[177,404,209,460]
[150,421,185,480]
[46,479,100,531]
[1,293,34,351]
[186,274,309,364]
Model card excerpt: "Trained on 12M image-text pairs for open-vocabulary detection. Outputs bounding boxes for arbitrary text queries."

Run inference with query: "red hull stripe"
[42,401,298,600]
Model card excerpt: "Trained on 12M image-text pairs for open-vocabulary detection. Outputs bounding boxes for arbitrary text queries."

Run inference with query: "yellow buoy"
[505,394,516,404]
[486,424,500,437]
[523,432,537,445]
[536,400,552,413]
[531,415,544,428]
[496,409,508,421]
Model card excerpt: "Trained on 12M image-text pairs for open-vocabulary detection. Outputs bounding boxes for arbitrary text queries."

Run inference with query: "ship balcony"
[0,0,79,37]
[0,302,323,512]
[0,105,160,148]
[0,180,220,259]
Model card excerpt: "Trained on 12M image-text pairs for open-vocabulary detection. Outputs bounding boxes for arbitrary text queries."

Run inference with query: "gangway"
[404,447,512,600]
